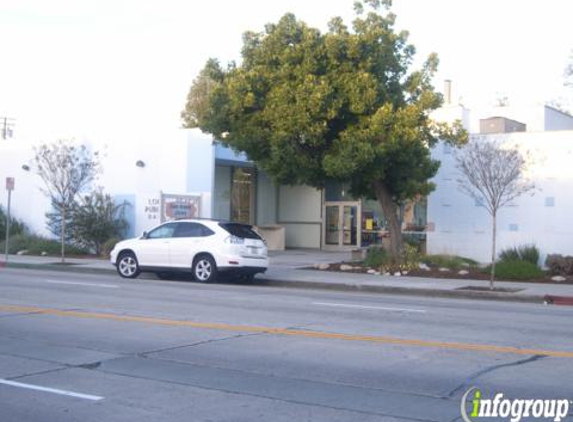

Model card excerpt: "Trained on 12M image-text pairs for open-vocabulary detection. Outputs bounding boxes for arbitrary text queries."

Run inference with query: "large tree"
[182,0,466,256]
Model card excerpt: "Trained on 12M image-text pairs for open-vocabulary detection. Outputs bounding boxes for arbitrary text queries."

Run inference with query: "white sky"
[0,0,571,143]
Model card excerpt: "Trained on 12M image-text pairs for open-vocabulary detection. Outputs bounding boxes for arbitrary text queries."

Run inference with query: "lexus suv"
[110,220,268,283]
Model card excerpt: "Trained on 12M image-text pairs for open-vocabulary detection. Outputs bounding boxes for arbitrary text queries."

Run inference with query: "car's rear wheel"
[117,252,140,279]
[193,254,217,283]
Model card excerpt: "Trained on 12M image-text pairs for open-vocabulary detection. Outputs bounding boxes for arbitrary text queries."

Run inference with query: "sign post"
[4,177,14,262]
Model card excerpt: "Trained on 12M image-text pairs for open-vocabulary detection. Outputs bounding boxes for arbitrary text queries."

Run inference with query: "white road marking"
[312,302,427,313]
[0,379,104,401]
[44,280,119,289]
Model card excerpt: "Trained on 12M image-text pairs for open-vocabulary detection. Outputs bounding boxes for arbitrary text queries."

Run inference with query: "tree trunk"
[61,207,66,264]
[490,211,497,290]
[373,181,403,257]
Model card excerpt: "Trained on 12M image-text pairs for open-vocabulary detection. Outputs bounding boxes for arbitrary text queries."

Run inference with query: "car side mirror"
[141,231,148,239]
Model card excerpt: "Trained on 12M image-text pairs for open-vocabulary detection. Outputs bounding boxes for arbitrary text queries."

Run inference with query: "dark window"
[231,167,255,224]
[147,223,177,239]
[219,223,261,240]
[173,222,214,238]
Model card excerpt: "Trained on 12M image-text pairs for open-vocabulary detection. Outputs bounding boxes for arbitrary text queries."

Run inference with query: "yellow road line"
[2,304,572,358]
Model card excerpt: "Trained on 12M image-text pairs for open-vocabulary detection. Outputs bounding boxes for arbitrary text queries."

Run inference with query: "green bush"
[70,191,129,255]
[0,234,88,256]
[545,254,573,275]
[101,237,122,257]
[492,260,544,280]
[364,247,388,268]
[422,254,478,269]
[0,206,28,239]
[499,244,539,266]
[365,244,420,273]
[400,243,421,271]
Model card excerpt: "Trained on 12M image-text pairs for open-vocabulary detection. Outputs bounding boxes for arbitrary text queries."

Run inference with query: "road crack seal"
[140,332,265,358]
[446,354,547,398]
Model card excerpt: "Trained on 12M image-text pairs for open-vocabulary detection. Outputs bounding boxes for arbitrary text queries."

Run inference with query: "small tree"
[45,199,75,243]
[71,190,129,255]
[455,138,535,289]
[33,140,101,262]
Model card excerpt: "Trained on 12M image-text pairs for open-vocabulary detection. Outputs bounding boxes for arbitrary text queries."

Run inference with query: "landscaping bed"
[310,246,573,285]
[311,262,573,284]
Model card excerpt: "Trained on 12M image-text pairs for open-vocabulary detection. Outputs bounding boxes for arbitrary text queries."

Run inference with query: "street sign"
[6,177,14,191]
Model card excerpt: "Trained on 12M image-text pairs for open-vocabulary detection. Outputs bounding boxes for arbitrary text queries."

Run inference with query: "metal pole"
[4,189,11,261]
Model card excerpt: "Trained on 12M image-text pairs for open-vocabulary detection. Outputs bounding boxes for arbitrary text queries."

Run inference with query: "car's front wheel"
[117,252,140,279]
[192,254,217,283]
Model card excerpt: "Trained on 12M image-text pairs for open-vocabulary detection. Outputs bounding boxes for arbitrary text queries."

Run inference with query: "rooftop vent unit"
[479,116,526,134]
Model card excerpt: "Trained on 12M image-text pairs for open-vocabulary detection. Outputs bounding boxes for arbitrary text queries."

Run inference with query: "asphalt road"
[0,267,572,422]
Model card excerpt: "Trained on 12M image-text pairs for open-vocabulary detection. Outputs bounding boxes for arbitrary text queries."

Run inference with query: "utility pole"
[4,177,14,261]
[1,117,15,140]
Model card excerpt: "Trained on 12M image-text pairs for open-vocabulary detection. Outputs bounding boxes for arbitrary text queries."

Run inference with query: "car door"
[136,222,177,268]
[169,222,215,268]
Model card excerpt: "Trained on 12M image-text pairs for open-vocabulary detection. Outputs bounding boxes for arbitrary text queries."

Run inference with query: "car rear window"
[219,223,262,240]
[174,222,214,238]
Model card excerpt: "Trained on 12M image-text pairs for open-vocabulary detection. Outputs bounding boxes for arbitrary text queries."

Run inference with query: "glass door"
[342,205,357,246]
[323,202,360,249]
[325,205,340,245]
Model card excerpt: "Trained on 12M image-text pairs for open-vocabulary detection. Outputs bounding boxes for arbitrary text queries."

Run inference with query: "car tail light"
[225,235,245,245]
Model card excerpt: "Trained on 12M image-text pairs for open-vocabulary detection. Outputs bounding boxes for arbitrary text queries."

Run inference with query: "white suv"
[110,219,268,283]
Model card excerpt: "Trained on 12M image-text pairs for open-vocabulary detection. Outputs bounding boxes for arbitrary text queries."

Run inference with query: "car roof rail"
[172,217,229,222]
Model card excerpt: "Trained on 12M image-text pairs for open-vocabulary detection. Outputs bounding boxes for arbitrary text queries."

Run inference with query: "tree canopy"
[182,0,467,255]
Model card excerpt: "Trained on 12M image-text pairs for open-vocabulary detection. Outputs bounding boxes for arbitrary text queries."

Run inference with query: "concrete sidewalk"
[1,251,572,304]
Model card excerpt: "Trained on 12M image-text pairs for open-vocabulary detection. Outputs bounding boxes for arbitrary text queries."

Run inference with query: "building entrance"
[323,202,361,249]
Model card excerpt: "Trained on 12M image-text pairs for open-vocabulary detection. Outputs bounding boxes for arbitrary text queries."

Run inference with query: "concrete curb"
[3,261,547,304]
[254,278,545,304]
[4,262,116,276]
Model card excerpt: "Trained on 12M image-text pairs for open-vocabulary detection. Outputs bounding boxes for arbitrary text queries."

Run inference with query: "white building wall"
[428,131,573,263]
[0,139,52,236]
[256,171,277,226]
[0,128,213,240]
[278,185,322,248]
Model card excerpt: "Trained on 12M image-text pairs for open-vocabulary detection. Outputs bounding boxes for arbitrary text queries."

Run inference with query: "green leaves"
[181,0,467,203]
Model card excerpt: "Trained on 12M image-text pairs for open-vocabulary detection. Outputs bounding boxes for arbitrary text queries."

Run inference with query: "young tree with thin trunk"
[33,140,101,262]
[455,138,535,289]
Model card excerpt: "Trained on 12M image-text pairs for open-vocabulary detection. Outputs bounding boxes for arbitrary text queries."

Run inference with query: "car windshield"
[219,223,262,240]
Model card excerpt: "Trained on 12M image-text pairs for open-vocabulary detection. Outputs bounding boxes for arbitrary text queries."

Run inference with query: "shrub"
[422,254,478,270]
[0,206,28,239]
[545,254,573,276]
[499,244,540,266]
[400,243,421,271]
[364,247,388,268]
[0,234,88,256]
[70,191,130,255]
[101,237,122,257]
[491,260,544,280]
[402,233,423,252]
